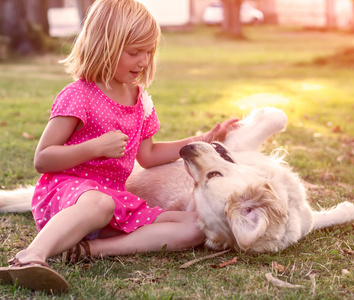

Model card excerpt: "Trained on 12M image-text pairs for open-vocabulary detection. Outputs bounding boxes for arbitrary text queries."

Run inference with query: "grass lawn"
[0,25,353,299]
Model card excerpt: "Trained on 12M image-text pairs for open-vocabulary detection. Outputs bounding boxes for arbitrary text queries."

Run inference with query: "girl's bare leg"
[13,190,115,263]
[88,211,205,256]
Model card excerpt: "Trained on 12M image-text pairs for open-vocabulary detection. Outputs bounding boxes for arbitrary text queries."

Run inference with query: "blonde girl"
[0,0,237,293]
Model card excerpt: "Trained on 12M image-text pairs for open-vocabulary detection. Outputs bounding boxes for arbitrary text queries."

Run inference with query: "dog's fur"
[1,107,353,253]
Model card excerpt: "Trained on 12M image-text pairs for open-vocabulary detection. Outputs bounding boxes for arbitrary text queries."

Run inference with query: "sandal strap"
[8,257,50,269]
[62,239,92,264]
[73,242,81,260]
[79,240,91,257]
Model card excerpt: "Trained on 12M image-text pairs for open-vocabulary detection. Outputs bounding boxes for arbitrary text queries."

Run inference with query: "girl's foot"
[0,258,69,294]
[62,239,92,263]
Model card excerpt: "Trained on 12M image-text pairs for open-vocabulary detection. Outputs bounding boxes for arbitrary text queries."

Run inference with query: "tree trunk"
[0,0,30,52]
[221,0,243,38]
[0,0,49,54]
[259,0,277,24]
[352,1,354,32]
[325,0,336,29]
[26,0,50,35]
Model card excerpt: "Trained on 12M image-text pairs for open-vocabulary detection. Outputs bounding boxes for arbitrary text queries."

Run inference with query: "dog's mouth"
[211,142,235,164]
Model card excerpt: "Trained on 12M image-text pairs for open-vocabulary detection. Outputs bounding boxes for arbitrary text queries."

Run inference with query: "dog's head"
[180,142,288,253]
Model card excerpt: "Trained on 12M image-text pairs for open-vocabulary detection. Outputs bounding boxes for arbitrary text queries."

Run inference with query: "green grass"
[0,26,353,299]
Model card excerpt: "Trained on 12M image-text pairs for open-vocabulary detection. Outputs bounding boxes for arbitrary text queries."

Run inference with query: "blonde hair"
[61,0,160,88]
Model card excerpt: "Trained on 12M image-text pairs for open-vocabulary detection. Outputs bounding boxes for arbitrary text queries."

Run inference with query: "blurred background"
[0,0,353,57]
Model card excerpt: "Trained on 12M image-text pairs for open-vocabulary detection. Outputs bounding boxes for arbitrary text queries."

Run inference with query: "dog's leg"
[0,186,34,213]
[224,107,287,152]
[312,201,354,230]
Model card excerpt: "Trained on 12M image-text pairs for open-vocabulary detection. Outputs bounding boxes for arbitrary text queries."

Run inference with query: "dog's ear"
[225,183,287,251]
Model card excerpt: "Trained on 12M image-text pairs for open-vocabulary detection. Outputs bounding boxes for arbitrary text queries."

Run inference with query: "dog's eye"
[207,171,223,179]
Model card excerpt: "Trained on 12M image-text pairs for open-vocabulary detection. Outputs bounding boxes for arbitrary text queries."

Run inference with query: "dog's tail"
[312,201,354,230]
[0,186,34,213]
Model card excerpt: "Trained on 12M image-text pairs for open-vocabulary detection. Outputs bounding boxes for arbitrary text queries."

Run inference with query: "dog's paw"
[245,107,287,133]
[336,201,354,221]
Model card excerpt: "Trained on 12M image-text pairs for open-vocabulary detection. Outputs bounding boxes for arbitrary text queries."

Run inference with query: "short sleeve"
[141,106,160,140]
[50,83,88,126]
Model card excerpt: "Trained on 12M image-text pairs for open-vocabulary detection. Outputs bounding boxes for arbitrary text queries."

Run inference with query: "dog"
[1,107,353,253]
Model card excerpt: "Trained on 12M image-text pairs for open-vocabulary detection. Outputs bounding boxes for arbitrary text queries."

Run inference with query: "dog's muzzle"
[180,144,198,159]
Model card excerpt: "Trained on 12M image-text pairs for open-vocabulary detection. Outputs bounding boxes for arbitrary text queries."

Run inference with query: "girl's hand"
[204,119,240,143]
[94,130,129,158]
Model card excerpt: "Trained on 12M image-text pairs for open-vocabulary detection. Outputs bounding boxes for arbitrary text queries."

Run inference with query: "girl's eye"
[206,171,223,179]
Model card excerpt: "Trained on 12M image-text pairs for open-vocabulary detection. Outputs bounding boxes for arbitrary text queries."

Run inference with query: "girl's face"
[113,44,155,85]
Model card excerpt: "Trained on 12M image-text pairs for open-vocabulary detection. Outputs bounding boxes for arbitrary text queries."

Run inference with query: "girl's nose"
[138,53,149,68]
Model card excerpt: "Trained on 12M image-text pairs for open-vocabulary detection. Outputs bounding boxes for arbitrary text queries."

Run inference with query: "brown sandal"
[0,258,69,294]
[62,240,92,264]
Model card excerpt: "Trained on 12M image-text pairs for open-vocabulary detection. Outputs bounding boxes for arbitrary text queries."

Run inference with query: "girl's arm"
[34,116,128,173]
[136,119,239,168]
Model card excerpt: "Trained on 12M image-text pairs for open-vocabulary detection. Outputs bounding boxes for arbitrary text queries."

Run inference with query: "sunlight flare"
[230,93,290,110]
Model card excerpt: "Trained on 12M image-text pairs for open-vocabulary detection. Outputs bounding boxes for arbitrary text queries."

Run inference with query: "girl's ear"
[225,183,287,251]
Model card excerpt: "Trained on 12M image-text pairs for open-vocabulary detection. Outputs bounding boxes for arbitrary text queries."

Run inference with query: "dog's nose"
[180,144,198,159]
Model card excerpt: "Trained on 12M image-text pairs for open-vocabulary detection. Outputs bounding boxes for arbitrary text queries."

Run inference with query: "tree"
[0,0,49,54]
[325,0,336,29]
[350,0,354,32]
[26,0,50,35]
[220,0,243,38]
[259,0,277,24]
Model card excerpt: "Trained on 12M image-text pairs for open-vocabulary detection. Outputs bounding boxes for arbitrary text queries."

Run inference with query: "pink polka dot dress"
[31,79,165,236]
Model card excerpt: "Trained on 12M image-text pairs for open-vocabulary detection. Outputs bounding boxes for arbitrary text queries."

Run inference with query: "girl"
[0,0,238,294]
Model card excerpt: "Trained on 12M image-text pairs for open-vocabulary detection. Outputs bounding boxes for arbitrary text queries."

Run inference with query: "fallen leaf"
[218,256,237,268]
[321,171,335,181]
[342,269,350,275]
[343,248,354,255]
[331,125,341,133]
[265,273,303,289]
[22,132,36,140]
[151,274,167,282]
[272,261,286,273]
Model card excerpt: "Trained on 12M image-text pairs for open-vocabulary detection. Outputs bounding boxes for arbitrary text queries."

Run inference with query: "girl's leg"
[14,190,115,263]
[88,211,204,256]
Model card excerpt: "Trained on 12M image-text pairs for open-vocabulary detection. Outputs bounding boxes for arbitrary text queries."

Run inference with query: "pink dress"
[31,79,165,236]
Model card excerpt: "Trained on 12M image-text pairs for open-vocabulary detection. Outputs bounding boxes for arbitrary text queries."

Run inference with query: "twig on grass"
[265,273,304,289]
[180,250,230,269]
[210,256,238,269]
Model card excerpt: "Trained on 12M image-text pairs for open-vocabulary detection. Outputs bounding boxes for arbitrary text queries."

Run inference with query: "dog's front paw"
[247,107,287,133]
[336,201,354,222]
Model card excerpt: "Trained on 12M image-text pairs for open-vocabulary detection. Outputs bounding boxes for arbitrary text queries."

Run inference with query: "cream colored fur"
[1,107,353,253]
